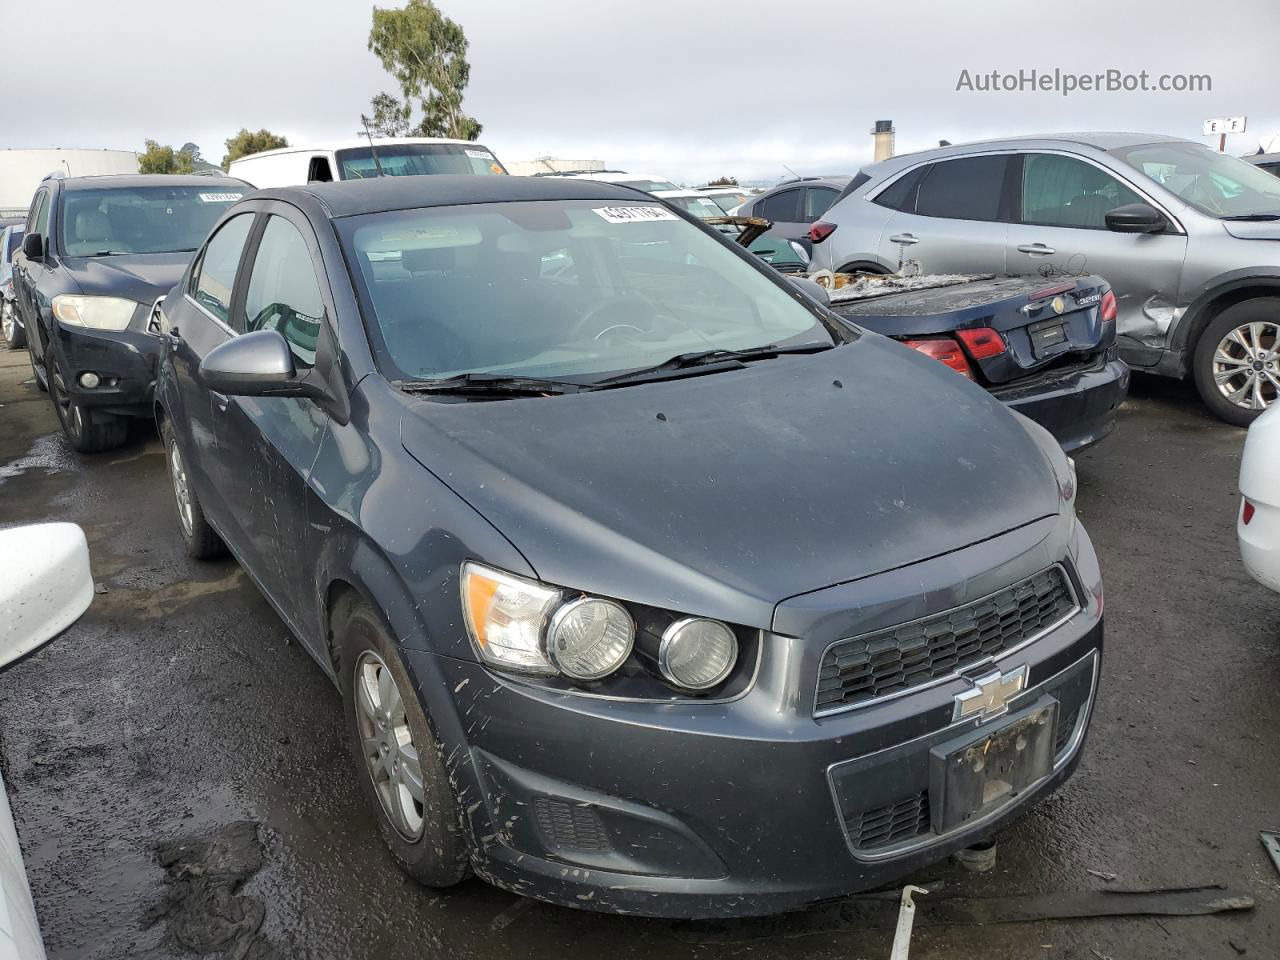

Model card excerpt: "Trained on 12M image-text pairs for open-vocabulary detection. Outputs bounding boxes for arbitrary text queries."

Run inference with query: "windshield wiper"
[595,341,834,386]
[398,373,582,398]
[1222,213,1280,221]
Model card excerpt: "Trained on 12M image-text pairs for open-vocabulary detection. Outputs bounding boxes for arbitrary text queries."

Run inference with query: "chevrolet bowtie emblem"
[1051,296,1067,315]
[953,665,1027,722]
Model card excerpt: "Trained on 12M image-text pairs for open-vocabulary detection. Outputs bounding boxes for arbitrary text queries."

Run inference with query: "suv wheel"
[2,302,24,350]
[338,602,470,888]
[161,420,226,560]
[1193,298,1280,426]
[48,351,127,452]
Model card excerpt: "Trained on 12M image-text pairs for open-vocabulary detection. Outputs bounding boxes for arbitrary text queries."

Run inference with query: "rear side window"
[872,167,926,212]
[914,156,1007,222]
[1019,154,1145,229]
[756,189,801,222]
[243,216,325,364]
[803,187,839,222]
[192,213,254,325]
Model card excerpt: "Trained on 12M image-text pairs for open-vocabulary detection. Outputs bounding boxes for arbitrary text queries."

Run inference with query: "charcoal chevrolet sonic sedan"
[155,175,1103,918]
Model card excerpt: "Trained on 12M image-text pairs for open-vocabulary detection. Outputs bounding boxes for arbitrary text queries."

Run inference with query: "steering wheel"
[571,293,657,341]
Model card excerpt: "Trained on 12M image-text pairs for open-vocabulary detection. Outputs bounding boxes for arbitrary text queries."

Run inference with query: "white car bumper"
[1238,405,1280,595]
[1239,497,1280,593]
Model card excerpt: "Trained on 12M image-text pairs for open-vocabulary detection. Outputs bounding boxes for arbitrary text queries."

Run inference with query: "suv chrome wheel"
[354,650,426,841]
[1212,320,1279,411]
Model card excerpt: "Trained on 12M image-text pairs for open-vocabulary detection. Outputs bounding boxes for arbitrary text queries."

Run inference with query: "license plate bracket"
[1027,318,1068,358]
[928,699,1057,835]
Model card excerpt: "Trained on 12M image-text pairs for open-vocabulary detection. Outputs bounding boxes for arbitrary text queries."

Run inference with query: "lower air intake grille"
[533,798,611,855]
[848,791,930,850]
[816,566,1077,713]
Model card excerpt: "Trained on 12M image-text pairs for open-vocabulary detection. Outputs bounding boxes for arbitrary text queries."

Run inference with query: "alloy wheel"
[167,440,195,539]
[354,650,426,841]
[49,356,83,440]
[1212,320,1279,412]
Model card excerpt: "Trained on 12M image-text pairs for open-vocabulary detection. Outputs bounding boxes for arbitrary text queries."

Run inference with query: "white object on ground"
[0,523,93,668]
[1239,404,1280,593]
[889,885,929,960]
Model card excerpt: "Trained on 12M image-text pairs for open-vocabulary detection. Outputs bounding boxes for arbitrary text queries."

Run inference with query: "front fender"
[1168,267,1280,364]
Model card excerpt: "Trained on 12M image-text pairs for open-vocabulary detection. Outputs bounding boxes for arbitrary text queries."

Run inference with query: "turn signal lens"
[904,337,974,379]
[808,220,837,244]
[955,327,1007,359]
[461,562,560,674]
[1100,290,1118,324]
[1243,499,1255,526]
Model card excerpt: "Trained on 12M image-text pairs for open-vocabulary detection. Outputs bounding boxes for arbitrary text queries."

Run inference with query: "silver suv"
[809,133,1280,425]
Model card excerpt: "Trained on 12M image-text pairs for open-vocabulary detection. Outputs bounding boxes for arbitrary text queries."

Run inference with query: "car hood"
[1221,220,1280,241]
[62,252,192,305]
[399,336,1061,628]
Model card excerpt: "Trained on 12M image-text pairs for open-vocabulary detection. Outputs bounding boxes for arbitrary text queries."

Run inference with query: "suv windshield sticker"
[593,206,679,224]
[198,193,244,203]
[464,149,495,160]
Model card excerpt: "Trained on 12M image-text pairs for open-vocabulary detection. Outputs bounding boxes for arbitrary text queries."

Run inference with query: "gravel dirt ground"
[0,345,1276,960]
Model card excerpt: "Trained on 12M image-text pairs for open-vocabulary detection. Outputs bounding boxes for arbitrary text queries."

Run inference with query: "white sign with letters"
[1203,116,1247,136]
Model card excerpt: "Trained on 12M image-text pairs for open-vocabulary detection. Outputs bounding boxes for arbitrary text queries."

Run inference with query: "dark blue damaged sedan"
[155,174,1103,918]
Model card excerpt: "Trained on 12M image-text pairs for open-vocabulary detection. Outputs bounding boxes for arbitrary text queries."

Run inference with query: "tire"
[2,302,25,350]
[160,420,227,560]
[836,261,890,276]
[338,601,469,888]
[47,350,127,452]
[1193,298,1280,427]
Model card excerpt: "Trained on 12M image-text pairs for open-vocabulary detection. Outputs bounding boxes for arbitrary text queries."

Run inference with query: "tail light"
[1100,289,1117,325]
[1243,499,1256,526]
[808,220,837,244]
[904,337,974,379]
[954,327,1007,359]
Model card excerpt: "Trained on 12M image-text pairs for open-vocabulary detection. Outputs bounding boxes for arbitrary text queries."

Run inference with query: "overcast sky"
[4,0,1278,185]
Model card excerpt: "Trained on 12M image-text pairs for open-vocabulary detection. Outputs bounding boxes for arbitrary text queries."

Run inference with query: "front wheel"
[48,350,127,452]
[339,602,469,888]
[2,302,25,350]
[1193,298,1280,427]
[160,420,226,560]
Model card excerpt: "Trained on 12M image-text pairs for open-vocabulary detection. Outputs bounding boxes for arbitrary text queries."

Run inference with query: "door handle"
[889,233,920,245]
[1017,243,1056,256]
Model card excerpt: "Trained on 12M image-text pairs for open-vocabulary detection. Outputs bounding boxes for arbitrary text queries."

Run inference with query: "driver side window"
[243,216,326,366]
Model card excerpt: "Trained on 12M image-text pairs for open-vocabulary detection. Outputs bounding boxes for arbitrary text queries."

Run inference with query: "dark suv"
[13,173,250,451]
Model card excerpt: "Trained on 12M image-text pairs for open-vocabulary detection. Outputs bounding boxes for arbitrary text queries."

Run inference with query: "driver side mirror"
[1105,203,1167,234]
[0,523,93,668]
[787,275,830,307]
[21,232,43,262]
[199,329,324,399]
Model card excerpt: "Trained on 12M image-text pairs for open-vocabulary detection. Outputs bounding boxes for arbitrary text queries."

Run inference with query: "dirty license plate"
[928,700,1057,834]
[1027,318,1067,358]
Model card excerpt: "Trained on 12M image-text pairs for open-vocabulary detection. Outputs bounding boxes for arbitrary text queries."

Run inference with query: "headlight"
[461,562,561,674]
[547,598,634,680]
[52,295,137,331]
[659,617,738,689]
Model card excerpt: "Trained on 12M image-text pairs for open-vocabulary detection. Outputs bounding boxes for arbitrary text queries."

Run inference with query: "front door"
[1005,152,1188,365]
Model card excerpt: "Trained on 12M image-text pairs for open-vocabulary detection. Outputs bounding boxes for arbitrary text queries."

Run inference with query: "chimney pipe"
[871,120,895,162]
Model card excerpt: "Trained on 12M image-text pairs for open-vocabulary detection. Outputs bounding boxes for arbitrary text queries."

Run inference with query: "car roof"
[551,172,676,183]
[55,174,252,192]
[277,174,660,218]
[759,176,850,194]
[863,132,1194,176]
[232,137,483,162]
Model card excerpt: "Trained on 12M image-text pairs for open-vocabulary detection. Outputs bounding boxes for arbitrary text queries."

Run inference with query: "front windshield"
[340,199,832,383]
[614,178,681,193]
[1112,141,1280,218]
[335,143,507,180]
[60,186,245,257]
[665,195,727,219]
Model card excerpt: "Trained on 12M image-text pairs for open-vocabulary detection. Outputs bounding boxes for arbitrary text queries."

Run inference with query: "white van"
[228,137,508,188]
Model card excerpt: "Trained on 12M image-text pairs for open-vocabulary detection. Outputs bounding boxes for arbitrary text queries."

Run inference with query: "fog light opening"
[78,372,101,389]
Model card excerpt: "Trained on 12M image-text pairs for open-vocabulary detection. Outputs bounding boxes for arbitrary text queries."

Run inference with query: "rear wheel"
[338,602,469,888]
[161,420,226,560]
[48,350,127,452]
[1193,298,1280,426]
[2,302,25,350]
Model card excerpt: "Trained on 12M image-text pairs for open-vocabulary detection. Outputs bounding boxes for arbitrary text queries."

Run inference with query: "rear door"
[15,189,52,365]
[873,155,1011,274]
[212,204,334,639]
[753,188,805,243]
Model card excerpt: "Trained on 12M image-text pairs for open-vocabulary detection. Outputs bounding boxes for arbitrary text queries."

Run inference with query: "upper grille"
[816,567,1076,714]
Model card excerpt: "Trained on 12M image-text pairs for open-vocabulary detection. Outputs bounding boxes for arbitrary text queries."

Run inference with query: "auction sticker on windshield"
[199,193,244,203]
[594,206,679,224]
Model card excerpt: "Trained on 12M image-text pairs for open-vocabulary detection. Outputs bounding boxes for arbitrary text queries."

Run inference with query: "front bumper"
[406,524,1104,918]
[991,357,1130,453]
[52,322,161,417]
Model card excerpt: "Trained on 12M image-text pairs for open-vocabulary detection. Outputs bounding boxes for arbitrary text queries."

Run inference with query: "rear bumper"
[1239,497,1280,594]
[52,323,160,417]
[991,357,1130,453]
